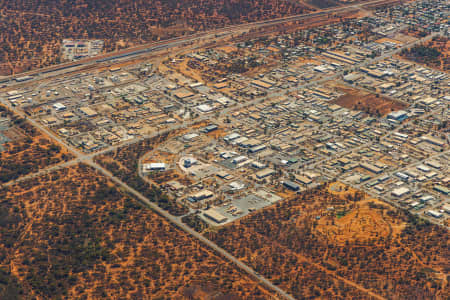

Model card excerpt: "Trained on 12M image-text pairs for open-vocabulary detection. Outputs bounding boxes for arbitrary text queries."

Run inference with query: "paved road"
[85,160,296,300]
[0,107,297,300]
[0,13,445,300]
[1,26,441,184]
[345,149,450,228]
[0,70,299,300]
[2,27,440,188]
[3,0,404,87]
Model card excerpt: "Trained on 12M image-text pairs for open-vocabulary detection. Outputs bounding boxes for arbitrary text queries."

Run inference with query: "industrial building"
[204,208,228,224]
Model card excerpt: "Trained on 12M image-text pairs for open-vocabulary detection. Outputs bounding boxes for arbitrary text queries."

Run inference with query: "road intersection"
[0,6,447,299]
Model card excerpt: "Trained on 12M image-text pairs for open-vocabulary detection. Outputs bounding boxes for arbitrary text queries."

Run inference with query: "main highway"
[0,85,298,300]
[2,0,403,88]
[3,21,438,185]
[0,1,433,298]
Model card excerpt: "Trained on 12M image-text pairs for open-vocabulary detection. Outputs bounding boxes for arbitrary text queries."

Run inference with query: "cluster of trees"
[95,134,188,216]
[308,0,340,9]
[0,105,71,183]
[0,164,271,299]
[401,44,442,64]
[206,184,449,299]
[226,56,263,74]
[181,213,210,233]
[0,268,21,300]
[0,0,310,74]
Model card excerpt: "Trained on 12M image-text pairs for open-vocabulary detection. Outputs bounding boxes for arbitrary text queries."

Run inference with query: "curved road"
[0,7,441,299]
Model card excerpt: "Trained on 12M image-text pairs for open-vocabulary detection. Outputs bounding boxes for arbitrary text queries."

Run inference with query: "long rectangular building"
[204,209,228,224]
[360,162,383,174]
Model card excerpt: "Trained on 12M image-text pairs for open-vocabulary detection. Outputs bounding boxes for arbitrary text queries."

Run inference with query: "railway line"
[1,0,405,87]
[0,0,427,298]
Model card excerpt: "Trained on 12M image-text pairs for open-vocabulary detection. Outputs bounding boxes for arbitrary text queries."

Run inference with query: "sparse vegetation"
[95,133,189,216]
[206,183,450,299]
[0,268,21,300]
[0,105,72,183]
[0,0,311,75]
[182,213,211,233]
[331,86,408,117]
[401,37,449,71]
[0,164,273,299]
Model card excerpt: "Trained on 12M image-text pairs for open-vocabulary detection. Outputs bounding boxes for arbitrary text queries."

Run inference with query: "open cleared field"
[331,86,408,116]
[204,183,449,300]
[0,163,273,299]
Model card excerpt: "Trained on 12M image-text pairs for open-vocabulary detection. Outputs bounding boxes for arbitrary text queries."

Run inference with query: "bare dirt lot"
[331,85,408,116]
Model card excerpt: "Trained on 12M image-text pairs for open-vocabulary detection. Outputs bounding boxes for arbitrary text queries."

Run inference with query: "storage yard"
[1,0,449,228]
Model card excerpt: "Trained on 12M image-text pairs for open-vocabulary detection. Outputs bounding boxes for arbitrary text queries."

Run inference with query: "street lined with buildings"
[0,0,448,298]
